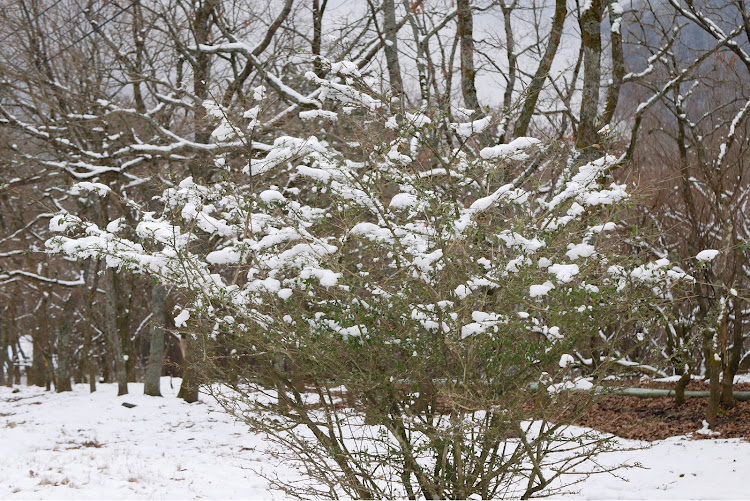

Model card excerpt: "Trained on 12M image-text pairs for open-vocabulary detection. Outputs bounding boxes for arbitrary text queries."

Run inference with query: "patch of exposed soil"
[576,380,750,441]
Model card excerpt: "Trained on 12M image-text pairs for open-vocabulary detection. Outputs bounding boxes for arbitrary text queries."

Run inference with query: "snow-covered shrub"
[47,65,687,498]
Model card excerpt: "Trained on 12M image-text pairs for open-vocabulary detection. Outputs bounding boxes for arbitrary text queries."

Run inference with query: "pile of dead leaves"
[575,379,750,441]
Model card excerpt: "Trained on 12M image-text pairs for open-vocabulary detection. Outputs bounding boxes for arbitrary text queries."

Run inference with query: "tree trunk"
[456,0,480,114]
[500,2,516,127]
[703,332,721,429]
[675,371,690,406]
[104,270,128,396]
[114,274,136,383]
[191,0,215,181]
[144,284,166,397]
[81,315,97,394]
[55,293,76,393]
[5,293,20,386]
[382,0,404,96]
[83,260,99,393]
[576,0,603,152]
[600,0,624,126]
[88,356,97,393]
[0,314,6,386]
[7,302,21,386]
[721,299,743,408]
[178,334,200,403]
[514,0,566,137]
[274,355,289,412]
[312,0,327,78]
[401,0,429,104]
[10,341,21,386]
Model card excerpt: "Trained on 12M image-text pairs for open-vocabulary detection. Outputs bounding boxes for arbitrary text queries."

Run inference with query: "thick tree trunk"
[9,342,20,386]
[177,334,200,403]
[382,0,404,96]
[576,0,603,152]
[312,0,327,77]
[181,0,213,402]
[104,270,128,396]
[11,339,23,385]
[600,0,624,126]
[191,0,215,180]
[114,274,136,383]
[456,0,480,114]
[675,371,690,406]
[144,284,166,397]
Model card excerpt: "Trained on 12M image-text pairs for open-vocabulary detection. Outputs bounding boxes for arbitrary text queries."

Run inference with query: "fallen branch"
[531,383,750,401]
[598,386,750,401]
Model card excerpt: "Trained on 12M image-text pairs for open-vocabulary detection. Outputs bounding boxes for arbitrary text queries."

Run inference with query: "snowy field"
[1,379,748,500]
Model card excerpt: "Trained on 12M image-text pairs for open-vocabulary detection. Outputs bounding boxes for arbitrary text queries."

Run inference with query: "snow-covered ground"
[0,379,294,499]
[1,379,748,499]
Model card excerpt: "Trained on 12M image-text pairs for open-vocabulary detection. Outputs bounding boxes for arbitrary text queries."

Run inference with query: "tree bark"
[113,273,136,383]
[10,341,20,386]
[675,371,690,406]
[600,0,624,126]
[144,284,166,397]
[0,313,6,386]
[456,0,481,114]
[514,0,566,137]
[177,334,200,403]
[576,0,604,152]
[704,332,721,429]
[401,0,429,103]
[104,270,128,396]
[721,298,743,407]
[191,0,215,181]
[500,2,516,124]
[312,0,327,77]
[382,0,404,96]
[55,292,77,392]
[6,292,21,386]
[82,260,99,393]
[88,352,97,393]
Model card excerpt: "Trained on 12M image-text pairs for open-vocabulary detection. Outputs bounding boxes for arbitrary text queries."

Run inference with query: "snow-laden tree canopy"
[45,62,692,499]
[46,63,690,377]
